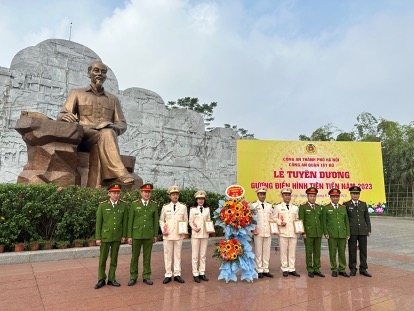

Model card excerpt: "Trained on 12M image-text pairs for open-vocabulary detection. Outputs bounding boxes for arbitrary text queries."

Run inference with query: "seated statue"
[57,60,134,186]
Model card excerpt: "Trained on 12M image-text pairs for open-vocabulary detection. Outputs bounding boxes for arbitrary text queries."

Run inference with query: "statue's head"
[88,61,107,88]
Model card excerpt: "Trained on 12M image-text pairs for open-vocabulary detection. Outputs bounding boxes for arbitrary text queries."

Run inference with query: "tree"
[224,124,255,138]
[167,97,217,128]
[335,132,355,141]
[299,123,339,141]
[354,112,380,142]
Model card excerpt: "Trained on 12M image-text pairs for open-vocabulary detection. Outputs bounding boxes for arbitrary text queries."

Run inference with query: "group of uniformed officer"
[94,183,372,289]
[94,183,211,289]
[253,185,372,279]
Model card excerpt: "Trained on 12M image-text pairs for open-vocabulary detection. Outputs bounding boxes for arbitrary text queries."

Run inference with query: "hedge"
[0,184,224,251]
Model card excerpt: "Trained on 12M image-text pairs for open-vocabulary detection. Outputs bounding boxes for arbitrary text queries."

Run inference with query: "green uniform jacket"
[128,200,159,239]
[95,200,128,242]
[343,200,371,235]
[299,203,323,238]
[322,204,350,238]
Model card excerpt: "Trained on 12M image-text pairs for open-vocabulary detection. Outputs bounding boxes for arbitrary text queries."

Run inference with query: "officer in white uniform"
[274,187,301,277]
[159,185,188,284]
[189,190,211,283]
[251,186,274,278]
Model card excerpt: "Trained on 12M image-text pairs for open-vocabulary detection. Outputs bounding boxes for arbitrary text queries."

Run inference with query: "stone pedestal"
[15,112,143,188]
[15,112,83,186]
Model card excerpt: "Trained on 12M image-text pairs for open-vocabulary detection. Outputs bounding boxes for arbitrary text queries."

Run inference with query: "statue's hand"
[95,121,113,130]
[61,113,78,123]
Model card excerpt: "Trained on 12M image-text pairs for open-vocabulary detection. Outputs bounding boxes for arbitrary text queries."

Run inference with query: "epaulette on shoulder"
[119,199,127,202]
[150,200,157,204]
[180,202,187,206]
[163,202,169,206]
[100,200,108,204]
[191,206,197,208]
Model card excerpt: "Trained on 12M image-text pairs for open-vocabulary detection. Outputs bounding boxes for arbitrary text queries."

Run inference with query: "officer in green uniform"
[94,183,128,289]
[344,186,372,277]
[298,187,325,278]
[127,183,159,286]
[322,188,350,277]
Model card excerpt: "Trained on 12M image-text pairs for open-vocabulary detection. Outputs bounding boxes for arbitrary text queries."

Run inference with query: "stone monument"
[0,39,240,193]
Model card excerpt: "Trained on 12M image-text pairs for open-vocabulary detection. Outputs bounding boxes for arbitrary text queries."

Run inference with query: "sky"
[1,0,414,140]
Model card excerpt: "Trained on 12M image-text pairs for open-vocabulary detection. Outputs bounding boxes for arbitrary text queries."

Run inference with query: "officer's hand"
[153,237,158,243]
[61,113,78,123]
[302,234,307,239]
[368,232,371,237]
[346,236,350,240]
[128,238,132,245]
[195,228,201,232]
[96,240,101,246]
[325,234,329,239]
[121,237,126,244]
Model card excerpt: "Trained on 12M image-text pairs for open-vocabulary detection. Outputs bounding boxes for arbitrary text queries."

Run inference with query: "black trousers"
[348,235,368,271]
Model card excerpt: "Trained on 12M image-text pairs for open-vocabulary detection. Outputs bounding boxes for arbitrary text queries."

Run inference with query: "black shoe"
[258,273,263,278]
[360,270,372,277]
[283,271,289,277]
[289,271,300,277]
[200,275,209,281]
[332,271,338,277]
[174,276,185,283]
[162,277,172,284]
[107,280,121,287]
[350,270,357,276]
[339,271,350,278]
[314,271,325,278]
[263,272,274,278]
[308,272,314,278]
[94,279,106,289]
[127,279,137,286]
[143,278,153,285]
[194,276,200,283]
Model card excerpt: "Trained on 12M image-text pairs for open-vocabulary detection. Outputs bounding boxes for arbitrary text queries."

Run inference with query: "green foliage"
[297,112,414,208]
[167,97,218,128]
[224,124,255,138]
[0,184,225,248]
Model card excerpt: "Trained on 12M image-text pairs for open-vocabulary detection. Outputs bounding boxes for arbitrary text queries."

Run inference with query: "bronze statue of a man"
[57,61,134,186]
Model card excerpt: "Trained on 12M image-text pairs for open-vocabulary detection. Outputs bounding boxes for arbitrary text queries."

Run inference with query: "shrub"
[0,184,224,249]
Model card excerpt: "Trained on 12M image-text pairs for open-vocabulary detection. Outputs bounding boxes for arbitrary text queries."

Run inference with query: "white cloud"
[1,0,414,139]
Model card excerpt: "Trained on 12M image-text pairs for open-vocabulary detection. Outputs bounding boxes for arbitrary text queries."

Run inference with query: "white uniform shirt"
[251,200,274,237]
[274,202,299,238]
[189,206,210,239]
[159,202,188,240]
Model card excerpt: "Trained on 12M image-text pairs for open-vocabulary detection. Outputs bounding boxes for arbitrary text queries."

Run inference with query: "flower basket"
[213,194,258,283]
[29,242,40,251]
[14,243,26,252]
[73,239,85,247]
[41,240,56,250]
[56,241,70,249]
[87,240,96,247]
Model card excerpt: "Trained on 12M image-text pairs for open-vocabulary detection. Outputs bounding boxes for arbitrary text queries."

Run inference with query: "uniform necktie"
[261,203,265,209]
[311,204,314,209]
[334,204,338,209]
[200,206,203,213]
[286,204,289,210]
[144,201,147,207]
[112,202,116,208]
[173,204,176,212]
[355,202,358,207]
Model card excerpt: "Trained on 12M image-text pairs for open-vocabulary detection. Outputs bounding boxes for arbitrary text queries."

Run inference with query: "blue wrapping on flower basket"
[213,198,258,282]
[218,262,239,283]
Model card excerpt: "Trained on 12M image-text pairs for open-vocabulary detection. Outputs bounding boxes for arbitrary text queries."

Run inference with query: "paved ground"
[0,216,413,310]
